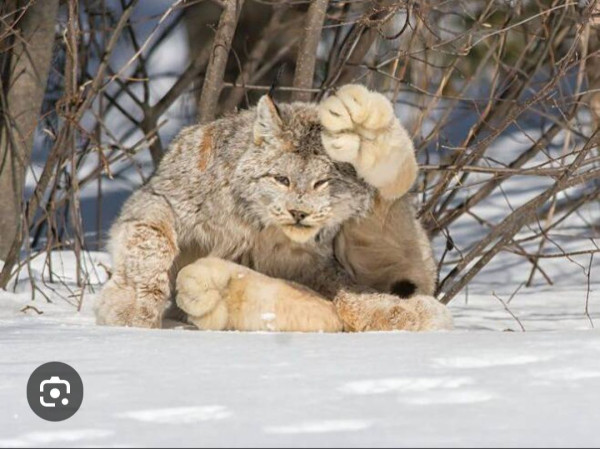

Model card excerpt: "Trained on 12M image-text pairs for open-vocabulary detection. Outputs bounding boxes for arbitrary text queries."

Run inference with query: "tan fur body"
[95,84,453,332]
[335,196,436,297]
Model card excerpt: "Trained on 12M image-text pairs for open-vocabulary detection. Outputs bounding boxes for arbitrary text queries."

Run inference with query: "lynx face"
[234,96,372,244]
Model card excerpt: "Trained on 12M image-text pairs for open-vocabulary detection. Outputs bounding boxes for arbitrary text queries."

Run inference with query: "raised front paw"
[318,84,417,199]
[319,84,393,163]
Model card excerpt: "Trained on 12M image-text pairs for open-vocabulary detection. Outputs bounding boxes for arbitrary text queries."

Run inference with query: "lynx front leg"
[96,217,178,328]
[319,84,418,199]
[176,257,343,332]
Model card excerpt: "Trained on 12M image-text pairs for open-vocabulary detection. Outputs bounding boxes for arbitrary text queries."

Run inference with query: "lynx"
[95,84,453,332]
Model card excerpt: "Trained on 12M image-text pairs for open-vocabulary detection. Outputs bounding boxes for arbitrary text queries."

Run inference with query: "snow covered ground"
[1,252,599,447]
[2,319,600,447]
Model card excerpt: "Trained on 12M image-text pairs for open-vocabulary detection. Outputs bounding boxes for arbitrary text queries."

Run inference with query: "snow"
[1,252,599,447]
[1,315,600,447]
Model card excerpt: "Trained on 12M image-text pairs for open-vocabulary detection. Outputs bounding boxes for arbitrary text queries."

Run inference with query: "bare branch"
[292,0,328,102]
[198,0,245,123]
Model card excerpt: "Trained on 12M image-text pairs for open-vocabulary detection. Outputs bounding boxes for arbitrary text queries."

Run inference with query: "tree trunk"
[291,0,328,102]
[586,4,600,127]
[0,0,59,260]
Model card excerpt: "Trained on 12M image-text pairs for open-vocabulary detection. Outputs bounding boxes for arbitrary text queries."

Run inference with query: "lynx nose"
[289,209,309,223]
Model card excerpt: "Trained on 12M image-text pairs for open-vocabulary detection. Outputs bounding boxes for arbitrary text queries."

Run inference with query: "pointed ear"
[254,95,283,145]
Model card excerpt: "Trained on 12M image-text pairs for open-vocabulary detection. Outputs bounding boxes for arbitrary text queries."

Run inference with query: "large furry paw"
[95,280,163,328]
[335,293,453,332]
[319,84,417,199]
[176,257,238,330]
[403,294,454,331]
[176,257,343,332]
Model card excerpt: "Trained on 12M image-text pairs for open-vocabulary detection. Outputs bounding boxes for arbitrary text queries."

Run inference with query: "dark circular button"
[27,362,83,421]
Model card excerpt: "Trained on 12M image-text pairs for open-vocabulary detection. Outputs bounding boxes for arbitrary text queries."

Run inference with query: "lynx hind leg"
[176,257,343,332]
[319,84,417,200]
[335,291,453,332]
[335,195,437,298]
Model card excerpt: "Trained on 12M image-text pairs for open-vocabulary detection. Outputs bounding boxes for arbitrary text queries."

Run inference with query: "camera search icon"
[27,362,83,421]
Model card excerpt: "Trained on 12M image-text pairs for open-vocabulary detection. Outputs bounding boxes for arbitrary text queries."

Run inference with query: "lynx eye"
[273,176,290,187]
[313,179,330,190]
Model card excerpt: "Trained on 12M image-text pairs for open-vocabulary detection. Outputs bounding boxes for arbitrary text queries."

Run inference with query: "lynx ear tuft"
[254,95,283,145]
